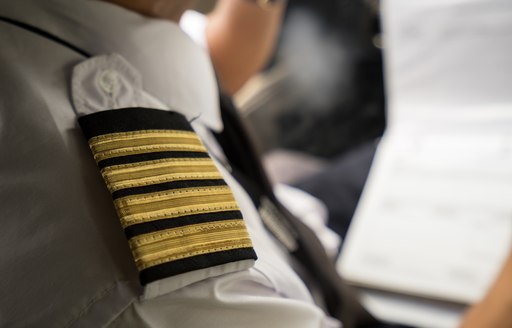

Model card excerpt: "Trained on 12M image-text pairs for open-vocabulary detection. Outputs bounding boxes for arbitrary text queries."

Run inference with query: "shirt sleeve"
[112,268,342,328]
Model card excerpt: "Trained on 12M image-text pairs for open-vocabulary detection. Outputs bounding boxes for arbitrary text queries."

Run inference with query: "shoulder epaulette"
[79,108,257,289]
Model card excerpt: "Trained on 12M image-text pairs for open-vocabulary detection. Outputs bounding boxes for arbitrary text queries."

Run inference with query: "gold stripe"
[136,238,253,271]
[101,158,222,192]
[93,144,206,162]
[116,185,232,208]
[115,186,236,217]
[102,158,217,186]
[101,157,212,173]
[129,220,253,270]
[105,171,223,193]
[119,201,240,228]
[89,130,199,147]
[88,130,206,162]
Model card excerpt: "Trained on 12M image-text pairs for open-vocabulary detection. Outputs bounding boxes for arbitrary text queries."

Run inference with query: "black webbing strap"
[214,92,381,328]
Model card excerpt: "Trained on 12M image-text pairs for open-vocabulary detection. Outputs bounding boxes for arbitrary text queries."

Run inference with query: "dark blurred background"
[238,0,385,159]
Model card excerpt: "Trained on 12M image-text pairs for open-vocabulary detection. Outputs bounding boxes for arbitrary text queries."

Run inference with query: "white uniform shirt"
[0,0,340,327]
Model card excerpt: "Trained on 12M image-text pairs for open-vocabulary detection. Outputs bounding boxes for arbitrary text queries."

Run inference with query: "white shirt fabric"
[0,0,341,327]
[275,184,341,259]
[180,10,209,49]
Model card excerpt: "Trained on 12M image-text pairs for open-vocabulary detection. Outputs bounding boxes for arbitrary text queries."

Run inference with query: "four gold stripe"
[86,126,254,277]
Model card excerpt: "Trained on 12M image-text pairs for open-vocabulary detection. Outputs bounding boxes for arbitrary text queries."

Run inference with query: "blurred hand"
[207,0,287,94]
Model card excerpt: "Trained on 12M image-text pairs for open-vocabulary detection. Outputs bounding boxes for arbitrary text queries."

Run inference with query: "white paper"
[338,0,512,326]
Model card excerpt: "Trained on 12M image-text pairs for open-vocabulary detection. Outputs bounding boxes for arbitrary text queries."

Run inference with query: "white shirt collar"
[0,0,222,131]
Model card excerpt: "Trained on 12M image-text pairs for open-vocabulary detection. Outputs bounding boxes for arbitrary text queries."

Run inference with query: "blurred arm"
[206,0,286,94]
[459,251,512,328]
[104,0,194,22]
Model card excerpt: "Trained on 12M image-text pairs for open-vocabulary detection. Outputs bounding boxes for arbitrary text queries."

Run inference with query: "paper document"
[338,0,512,312]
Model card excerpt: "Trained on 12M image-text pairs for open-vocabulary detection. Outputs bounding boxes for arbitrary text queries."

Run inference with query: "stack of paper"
[338,0,512,326]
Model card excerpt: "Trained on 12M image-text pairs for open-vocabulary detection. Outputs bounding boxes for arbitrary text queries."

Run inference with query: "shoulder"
[0,22,139,328]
